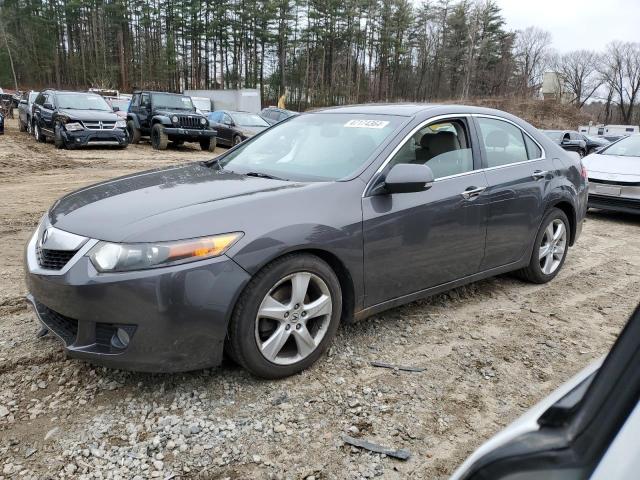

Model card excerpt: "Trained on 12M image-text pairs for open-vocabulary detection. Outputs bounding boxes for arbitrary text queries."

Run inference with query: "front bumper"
[588,180,640,214]
[164,127,216,141]
[24,230,251,372]
[62,127,129,147]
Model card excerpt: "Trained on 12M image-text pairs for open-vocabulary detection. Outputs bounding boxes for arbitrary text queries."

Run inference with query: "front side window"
[218,113,405,181]
[386,119,474,179]
[476,117,529,167]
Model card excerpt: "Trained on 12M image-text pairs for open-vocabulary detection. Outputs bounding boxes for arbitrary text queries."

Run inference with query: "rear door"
[473,115,552,270]
[40,93,56,134]
[362,115,488,307]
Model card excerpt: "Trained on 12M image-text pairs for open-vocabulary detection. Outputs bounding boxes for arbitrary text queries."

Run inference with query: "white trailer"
[184,89,261,113]
[578,124,639,136]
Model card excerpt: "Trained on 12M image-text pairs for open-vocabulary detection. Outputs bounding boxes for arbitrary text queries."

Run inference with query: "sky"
[494,0,640,53]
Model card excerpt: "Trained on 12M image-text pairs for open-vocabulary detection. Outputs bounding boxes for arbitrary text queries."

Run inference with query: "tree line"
[0,0,638,124]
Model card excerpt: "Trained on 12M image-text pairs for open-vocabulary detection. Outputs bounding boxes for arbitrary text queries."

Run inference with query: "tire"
[579,149,586,158]
[227,254,342,379]
[34,121,46,143]
[151,123,168,150]
[54,122,66,149]
[19,118,26,132]
[233,135,242,146]
[200,137,216,152]
[127,120,141,144]
[170,140,184,147]
[27,117,32,135]
[516,208,570,284]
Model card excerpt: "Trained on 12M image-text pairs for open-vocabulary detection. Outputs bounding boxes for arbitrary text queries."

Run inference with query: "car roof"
[309,103,528,119]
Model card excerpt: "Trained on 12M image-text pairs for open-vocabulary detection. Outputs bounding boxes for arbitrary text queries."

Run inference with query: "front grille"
[35,301,78,345]
[83,121,117,130]
[177,115,203,129]
[36,246,77,270]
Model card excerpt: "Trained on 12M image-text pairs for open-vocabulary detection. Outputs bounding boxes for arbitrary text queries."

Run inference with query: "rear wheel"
[200,137,216,152]
[233,135,242,146]
[26,116,32,134]
[19,118,26,132]
[151,123,168,150]
[227,254,342,379]
[517,208,570,284]
[127,120,141,144]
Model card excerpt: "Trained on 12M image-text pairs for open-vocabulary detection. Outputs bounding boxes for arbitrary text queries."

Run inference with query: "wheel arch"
[152,115,172,126]
[549,200,577,246]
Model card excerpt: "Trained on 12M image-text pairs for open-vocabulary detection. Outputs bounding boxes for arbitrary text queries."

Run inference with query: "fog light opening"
[111,327,130,349]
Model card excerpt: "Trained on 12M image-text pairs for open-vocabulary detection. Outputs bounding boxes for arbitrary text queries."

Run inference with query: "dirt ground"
[0,116,639,479]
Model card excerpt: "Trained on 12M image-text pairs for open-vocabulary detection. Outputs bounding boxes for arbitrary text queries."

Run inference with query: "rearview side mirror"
[43,103,54,110]
[377,163,435,195]
[112,106,120,112]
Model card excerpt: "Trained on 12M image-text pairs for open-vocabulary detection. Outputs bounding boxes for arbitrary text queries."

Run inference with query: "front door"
[362,117,489,307]
[139,93,152,132]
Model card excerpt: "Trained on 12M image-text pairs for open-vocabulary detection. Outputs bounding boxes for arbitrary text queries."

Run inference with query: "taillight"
[580,162,588,180]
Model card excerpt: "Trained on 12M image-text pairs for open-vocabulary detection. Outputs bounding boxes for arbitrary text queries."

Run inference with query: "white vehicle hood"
[583,153,640,182]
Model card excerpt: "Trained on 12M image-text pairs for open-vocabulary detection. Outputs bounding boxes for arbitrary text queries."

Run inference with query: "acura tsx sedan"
[25,104,588,378]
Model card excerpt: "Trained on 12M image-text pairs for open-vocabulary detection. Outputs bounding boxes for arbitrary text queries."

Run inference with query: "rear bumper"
[25,236,251,372]
[588,194,640,214]
[62,128,129,147]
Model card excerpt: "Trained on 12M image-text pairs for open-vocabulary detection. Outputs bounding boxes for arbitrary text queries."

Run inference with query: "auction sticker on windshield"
[344,119,390,129]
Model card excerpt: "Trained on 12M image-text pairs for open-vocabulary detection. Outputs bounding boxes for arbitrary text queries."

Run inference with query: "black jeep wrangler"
[127,91,217,151]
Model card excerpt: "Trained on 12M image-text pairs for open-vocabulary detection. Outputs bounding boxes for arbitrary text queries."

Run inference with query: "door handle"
[532,170,549,180]
[461,186,486,199]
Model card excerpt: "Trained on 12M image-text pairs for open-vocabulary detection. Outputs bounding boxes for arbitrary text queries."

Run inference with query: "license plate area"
[595,185,622,196]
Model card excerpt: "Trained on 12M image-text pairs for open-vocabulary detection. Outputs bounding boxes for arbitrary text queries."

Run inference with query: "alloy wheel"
[255,272,333,365]
[539,218,567,275]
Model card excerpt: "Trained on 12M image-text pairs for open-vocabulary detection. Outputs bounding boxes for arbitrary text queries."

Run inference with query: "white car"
[452,304,640,479]
[582,134,640,214]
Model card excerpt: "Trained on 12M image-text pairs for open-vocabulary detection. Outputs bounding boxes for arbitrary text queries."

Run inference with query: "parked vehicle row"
[260,106,298,125]
[207,109,269,146]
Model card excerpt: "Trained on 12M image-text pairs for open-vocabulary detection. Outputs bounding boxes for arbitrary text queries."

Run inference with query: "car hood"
[583,153,640,182]
[155,109,202,118]
[58,109,120,122]
[48,163,308,243]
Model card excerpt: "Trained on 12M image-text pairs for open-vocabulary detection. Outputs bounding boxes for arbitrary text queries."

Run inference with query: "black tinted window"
[477,118,529,167]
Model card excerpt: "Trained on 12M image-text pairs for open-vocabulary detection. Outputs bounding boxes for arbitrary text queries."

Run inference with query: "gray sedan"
[583,134,640,214]
[24,104,588,378]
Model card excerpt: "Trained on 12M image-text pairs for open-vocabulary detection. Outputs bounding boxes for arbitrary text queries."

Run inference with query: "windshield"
[543,130,563,142]
[218,113,405,181]
[600,135,640,157]
[110,98,130,109]
[192,98,211,111]
[232,112,269,127]
[152,93,194,111]
[57,93,112,111]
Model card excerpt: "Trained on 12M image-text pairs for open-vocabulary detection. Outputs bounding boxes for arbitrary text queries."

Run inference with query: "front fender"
[152,115,172,126]
[126,114,141,129]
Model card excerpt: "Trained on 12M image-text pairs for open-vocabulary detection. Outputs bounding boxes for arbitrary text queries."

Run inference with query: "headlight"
[171,115,179,124]
[115,120,126,128]
[65,122,84,132]
[88,232,243,272]
[200,117,207,125]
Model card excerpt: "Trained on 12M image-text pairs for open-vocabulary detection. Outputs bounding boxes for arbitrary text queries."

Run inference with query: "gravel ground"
[1,117,639,479]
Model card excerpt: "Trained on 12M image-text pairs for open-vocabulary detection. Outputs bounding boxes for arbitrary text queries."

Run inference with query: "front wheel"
[227,254,342,379]
[54,122,66,149]
[151,123,168,150]
[19,118,26,132]
[34,121,46,143]
[127,120,141,144]
[517,208,570,284]
[200,137,216,152]
[233,135,242,146]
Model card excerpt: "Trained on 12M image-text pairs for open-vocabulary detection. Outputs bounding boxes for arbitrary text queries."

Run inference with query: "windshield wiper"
[245,171,287,181]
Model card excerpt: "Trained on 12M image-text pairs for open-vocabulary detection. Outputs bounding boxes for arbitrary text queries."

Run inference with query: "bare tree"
[599,42,640,124]
[513,26,552,96]
[554,50,602,107]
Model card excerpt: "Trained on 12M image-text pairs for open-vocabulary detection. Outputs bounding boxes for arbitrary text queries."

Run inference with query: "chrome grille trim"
[82,121,117,130]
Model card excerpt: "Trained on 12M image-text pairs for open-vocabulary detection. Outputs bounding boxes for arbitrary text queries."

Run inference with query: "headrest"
[420,131,459,155]
[486,130,509,149]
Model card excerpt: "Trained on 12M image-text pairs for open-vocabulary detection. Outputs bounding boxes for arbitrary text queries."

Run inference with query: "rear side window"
[476,117,529,167]
[524,134,542,159]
